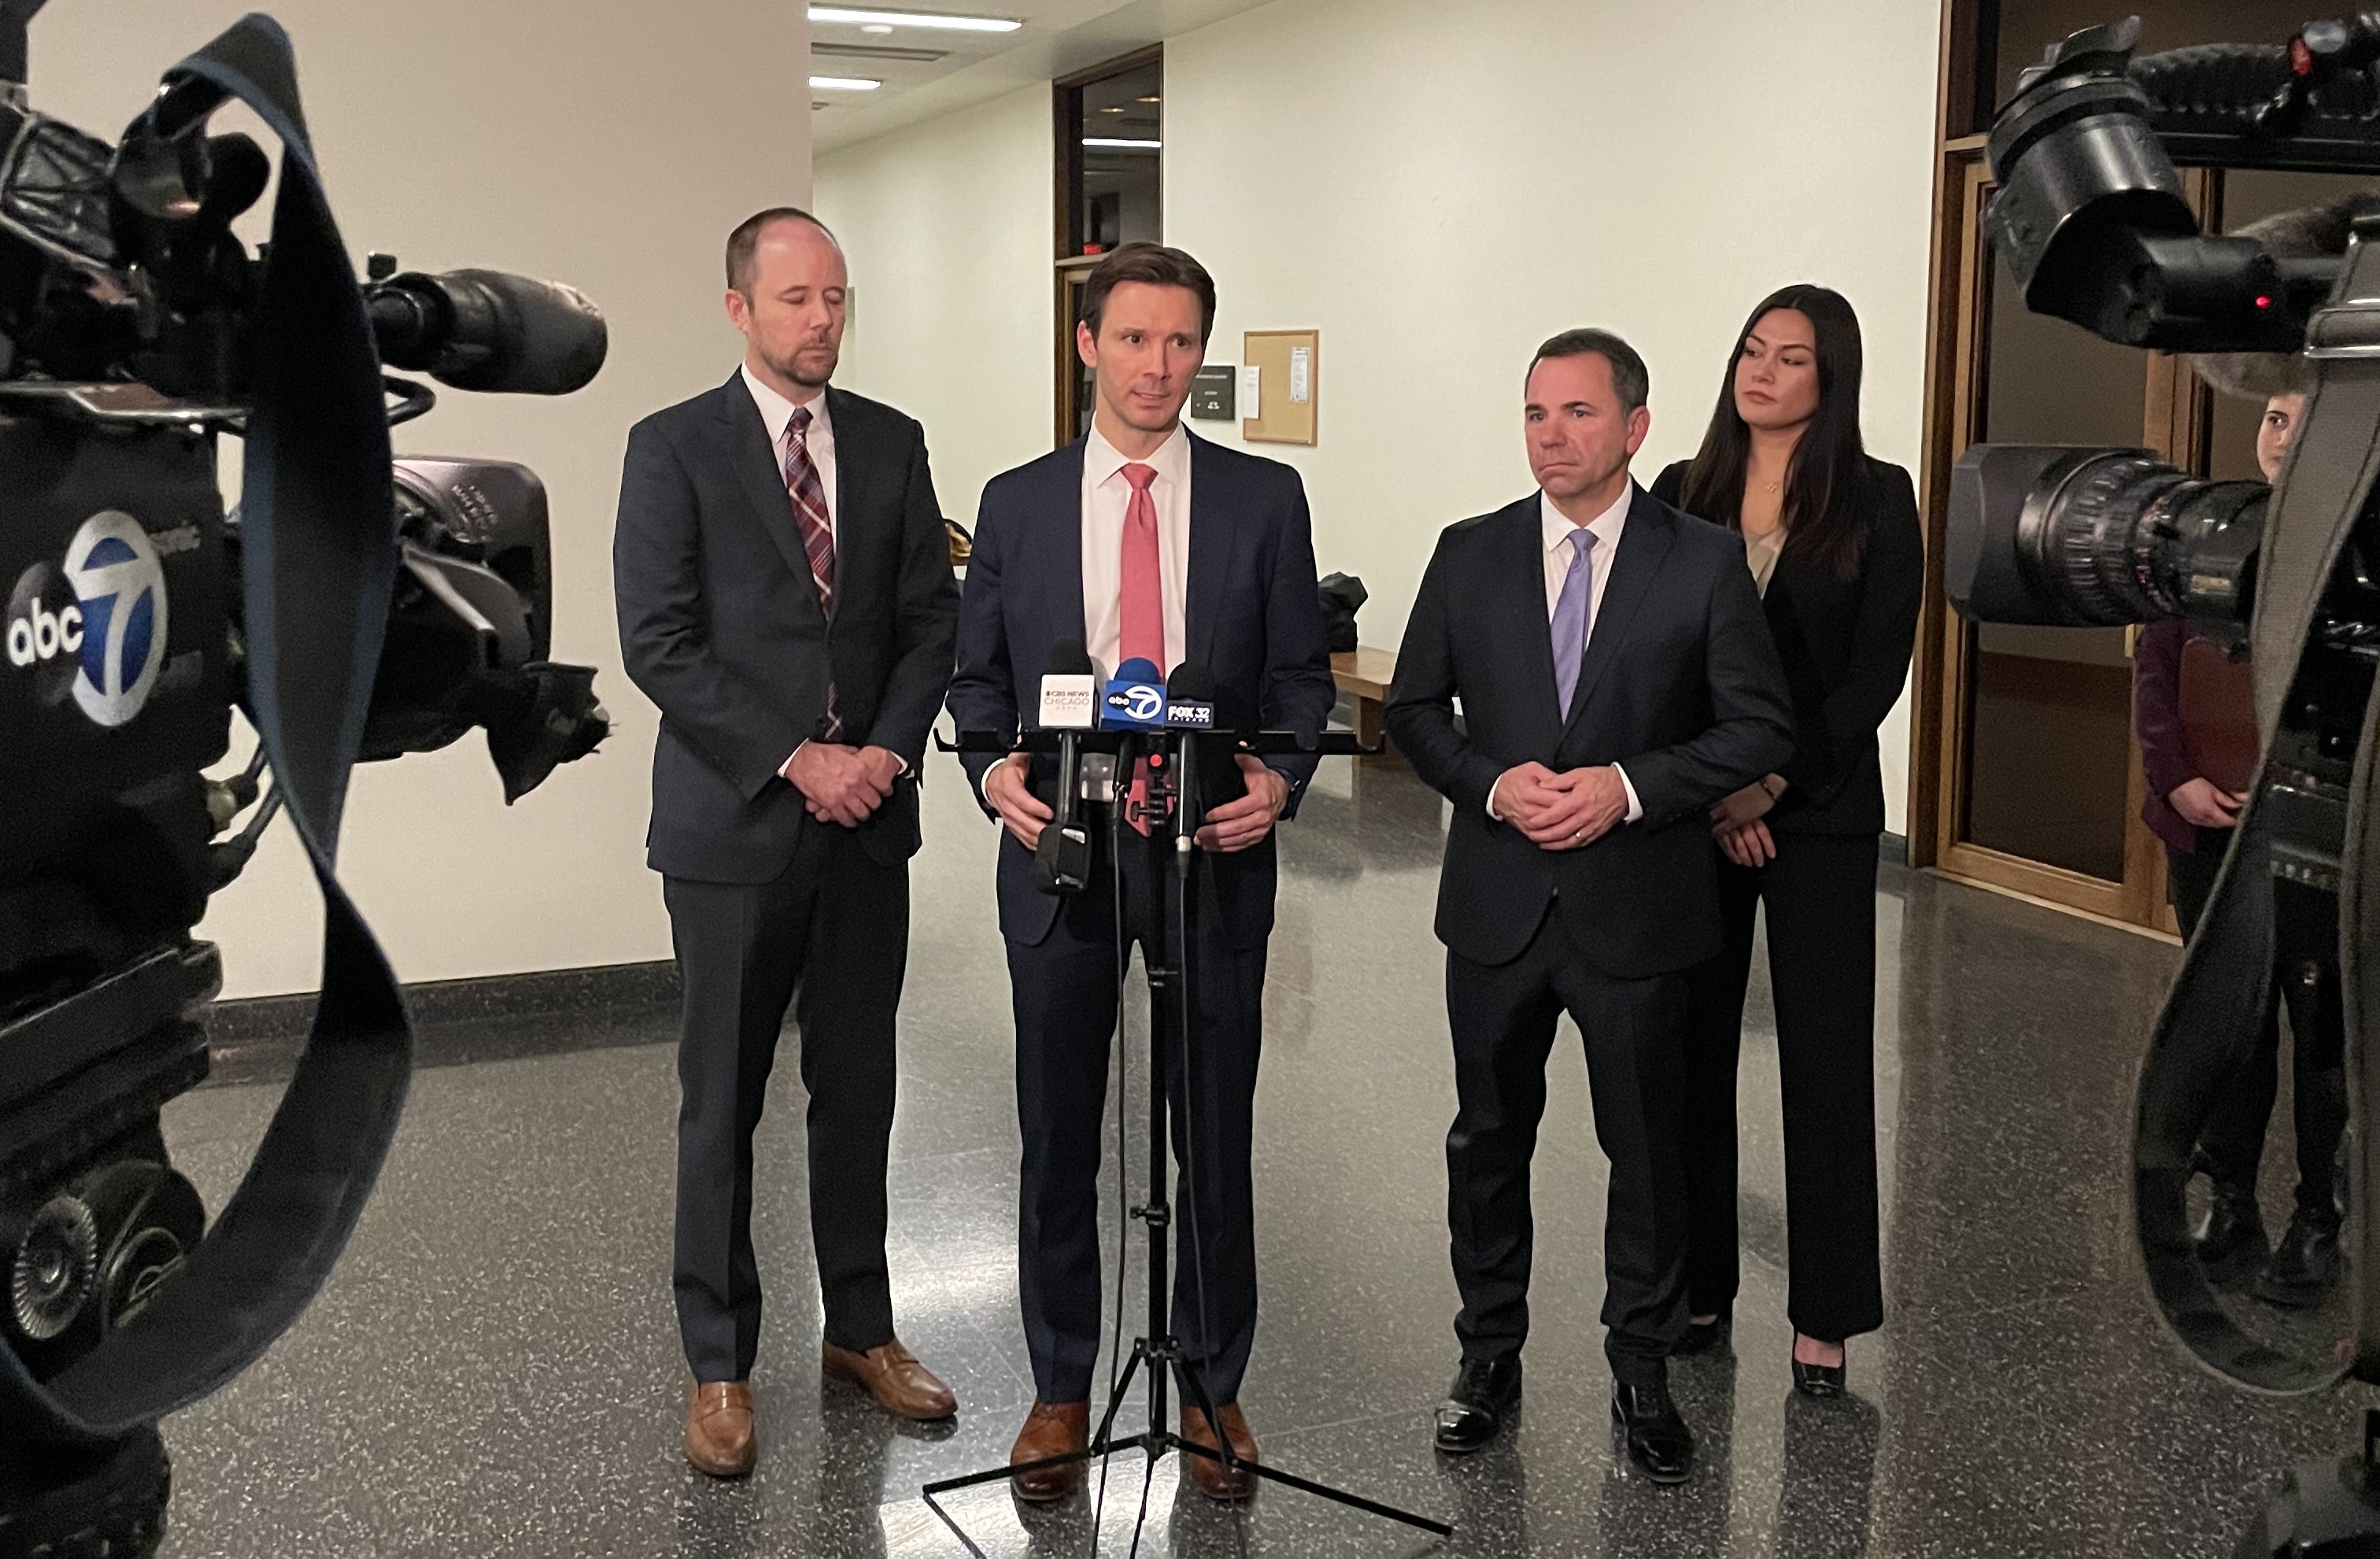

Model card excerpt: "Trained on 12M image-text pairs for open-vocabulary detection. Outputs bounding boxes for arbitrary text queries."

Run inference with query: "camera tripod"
[922,727,1450,1553]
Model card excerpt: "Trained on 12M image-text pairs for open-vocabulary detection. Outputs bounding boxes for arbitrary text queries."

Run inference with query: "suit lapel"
[1046,439,1088,651]
[1185,433,1232,673]
[718,375,826,627]
[824,386,867,615]
[1562,489,1672,739]
[1501,499,1565,747]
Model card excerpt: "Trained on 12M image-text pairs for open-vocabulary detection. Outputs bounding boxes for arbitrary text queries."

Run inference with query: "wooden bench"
[1331,646,1397,753]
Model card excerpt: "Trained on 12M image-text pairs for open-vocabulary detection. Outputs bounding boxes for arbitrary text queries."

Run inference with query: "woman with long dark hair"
[1648,284,1922,1397]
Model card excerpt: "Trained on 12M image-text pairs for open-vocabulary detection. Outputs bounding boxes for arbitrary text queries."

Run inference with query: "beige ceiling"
[808,0,1280,153]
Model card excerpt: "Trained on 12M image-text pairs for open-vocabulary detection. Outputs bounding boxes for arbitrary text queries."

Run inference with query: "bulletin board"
[1242,329,1318,445]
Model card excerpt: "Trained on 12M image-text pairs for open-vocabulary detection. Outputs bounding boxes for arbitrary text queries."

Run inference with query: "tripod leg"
[1088,1342,1147,1452]
[1170,1355,1242,1473]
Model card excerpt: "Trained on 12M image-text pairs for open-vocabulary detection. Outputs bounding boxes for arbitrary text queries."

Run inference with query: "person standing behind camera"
[1648,285,1923,1398]
[614,208,963,1479]
[2135,386,2347,1307]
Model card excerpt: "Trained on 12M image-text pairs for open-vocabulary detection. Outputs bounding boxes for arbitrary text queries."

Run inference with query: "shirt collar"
[1540,480,1632,557]
[741,362,828,449]
[1086,416,1191,490]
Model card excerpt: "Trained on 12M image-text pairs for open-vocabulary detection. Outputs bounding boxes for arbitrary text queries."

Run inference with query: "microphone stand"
[924,727,1451,1553]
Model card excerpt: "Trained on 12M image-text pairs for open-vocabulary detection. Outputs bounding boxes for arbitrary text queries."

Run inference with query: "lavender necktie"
[1550,527,1597,720]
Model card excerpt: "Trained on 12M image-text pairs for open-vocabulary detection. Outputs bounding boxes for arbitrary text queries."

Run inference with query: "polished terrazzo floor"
[150,753,2370,1557]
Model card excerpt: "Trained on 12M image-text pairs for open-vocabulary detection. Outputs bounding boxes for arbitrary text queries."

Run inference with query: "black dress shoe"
[2193,1188,2271,1291]
[2255,1206,2343,1310]
[1610,1375,1693,1484]
[1433,1356,1521,1454]
[1672,1310,1731,1358]
[1791,1354,1846,1399]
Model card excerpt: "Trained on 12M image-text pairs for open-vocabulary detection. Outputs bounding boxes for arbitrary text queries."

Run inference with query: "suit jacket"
[1650,456,1923,837]
[614,375,960,883]
[945,430,1336,950]
[1386,486,1794,977]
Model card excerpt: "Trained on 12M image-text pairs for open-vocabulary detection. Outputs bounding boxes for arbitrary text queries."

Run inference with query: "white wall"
[31,1,810,996]
[815,87,1055,530]
[1166,0,1942,834]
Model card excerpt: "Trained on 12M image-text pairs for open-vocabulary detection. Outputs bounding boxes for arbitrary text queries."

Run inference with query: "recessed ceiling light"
[811,75,883,91]
[861,21,893,31]
[808,6,1022,31]
[1138,94,1161,103]
[1099,105,1125,113]
[1082,137,1161,150]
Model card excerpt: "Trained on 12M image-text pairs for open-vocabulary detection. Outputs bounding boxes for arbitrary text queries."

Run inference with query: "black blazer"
[614,375,961,883]
[1386,486,1794,977]
[1650,456,1923,837]
[945,431,1336,951]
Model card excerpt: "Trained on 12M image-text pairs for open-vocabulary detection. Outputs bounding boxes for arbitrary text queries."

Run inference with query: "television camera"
[0,6,609,1553]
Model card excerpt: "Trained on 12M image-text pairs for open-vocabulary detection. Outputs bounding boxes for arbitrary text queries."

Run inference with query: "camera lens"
[1948,444,2265,628]
[9,1193,100,1343]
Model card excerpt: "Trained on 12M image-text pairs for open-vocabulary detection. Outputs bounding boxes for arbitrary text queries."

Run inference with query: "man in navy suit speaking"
[946,243,1334,1502]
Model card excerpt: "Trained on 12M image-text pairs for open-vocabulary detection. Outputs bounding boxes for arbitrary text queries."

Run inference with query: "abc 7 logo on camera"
[6,512,170,727]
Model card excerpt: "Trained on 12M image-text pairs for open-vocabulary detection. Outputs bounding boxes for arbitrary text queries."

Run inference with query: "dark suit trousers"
[664,825,907,1382]
[1680,833,1884,1342]
[1007,830,1266,1406]
[1447,905,1691,1384]
[2171,834,2347,1212]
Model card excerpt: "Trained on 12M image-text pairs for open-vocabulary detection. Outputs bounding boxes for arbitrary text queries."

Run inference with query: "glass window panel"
[1072,61,1161,257]
[1958,227,2149,881]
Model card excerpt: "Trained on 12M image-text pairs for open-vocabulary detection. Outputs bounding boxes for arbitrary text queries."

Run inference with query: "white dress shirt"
[743,363,836,541]
[1081,418,1191,674]
[1487,481,1643,826]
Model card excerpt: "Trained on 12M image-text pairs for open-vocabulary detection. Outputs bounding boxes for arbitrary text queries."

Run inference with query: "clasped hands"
[985,752,1288,854]
[1492,763,1629,851]
[1709,774,1786,867]
[782,741,904,826]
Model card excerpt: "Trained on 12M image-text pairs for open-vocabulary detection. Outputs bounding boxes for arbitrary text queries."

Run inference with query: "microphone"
[1033,641,1099,895]
[366,268,609,394]
[1100,656,1169,731]
[1165,662,1242,840]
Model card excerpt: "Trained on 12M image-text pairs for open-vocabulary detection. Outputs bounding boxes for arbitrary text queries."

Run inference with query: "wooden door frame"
[1908,0,2207,930]
[1050,44,1165,449]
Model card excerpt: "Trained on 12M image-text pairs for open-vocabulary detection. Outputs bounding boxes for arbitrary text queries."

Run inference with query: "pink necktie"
[1119,463,1165,835]
[1119,463,1163,671]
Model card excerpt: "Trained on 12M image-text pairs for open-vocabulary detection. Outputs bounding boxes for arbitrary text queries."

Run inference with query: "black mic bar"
[938,728,1380,758]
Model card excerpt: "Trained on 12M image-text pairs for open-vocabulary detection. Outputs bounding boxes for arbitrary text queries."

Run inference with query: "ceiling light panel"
[811,75,884,91]
[808,6,1022,31]
[812,40,949,61]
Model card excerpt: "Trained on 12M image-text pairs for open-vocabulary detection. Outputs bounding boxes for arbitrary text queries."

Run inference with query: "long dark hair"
[1678,284,1872,578]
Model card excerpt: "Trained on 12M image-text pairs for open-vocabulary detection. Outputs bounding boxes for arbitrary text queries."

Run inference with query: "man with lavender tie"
[615,208,962,1477]
[1386,329,1791,1483]
[946,243,1335,1503]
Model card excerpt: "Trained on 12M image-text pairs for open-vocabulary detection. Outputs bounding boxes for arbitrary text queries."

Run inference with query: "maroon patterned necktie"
[782,405,841,741]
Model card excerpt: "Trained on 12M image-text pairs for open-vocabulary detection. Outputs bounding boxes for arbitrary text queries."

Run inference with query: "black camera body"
[0,423,227,1408]
[1949,13,2380,1551]
[0,8,611,1553]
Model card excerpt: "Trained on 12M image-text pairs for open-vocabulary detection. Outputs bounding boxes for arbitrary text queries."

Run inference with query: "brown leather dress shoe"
[1179,1401,1258,1502]
[685,1380,756,1477]
[1008,1400,1090,1502]
[822,1339,959,1421]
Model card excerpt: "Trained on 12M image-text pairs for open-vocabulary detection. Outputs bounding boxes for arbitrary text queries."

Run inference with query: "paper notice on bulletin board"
[1243,331,1318,445]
